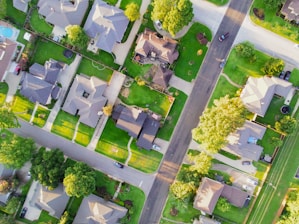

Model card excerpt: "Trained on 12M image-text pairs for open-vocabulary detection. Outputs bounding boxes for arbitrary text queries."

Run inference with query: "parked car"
[284,71,291,81]
[20,207,27,218]
[279,71,285,79]
[242,160,251,165]
[242,185,253,191]
[154,20,162,30]
[152,144,161,151]
[218,32,229,42]
[219,60,226,68]
[247,178,258,185]
[113,161,124,169]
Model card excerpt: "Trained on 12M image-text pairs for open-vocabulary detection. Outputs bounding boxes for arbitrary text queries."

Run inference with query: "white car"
[152,144,161,151]
[154,20,162,30]
[242,185,253,191]
[247,178,258,185]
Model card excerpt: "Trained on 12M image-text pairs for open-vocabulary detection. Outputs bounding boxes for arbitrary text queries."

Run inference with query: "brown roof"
[135,29,179,64]
[0,37,17,81]
[152,65,173,89]
[221,185,248,207]
[281,0,299,23]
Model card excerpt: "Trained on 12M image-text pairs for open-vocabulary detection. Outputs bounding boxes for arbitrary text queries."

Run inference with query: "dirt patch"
[121,88,130,98]
[253,8,265,20]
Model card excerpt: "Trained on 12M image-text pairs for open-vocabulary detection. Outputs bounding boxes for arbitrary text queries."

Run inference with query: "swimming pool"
[0,26,13,38]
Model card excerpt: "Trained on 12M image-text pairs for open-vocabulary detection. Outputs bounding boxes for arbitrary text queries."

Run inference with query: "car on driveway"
[20,207,27,218]
[247,178,258,185]
[218,32,229,42]
[154,20,162,30]
[279,71,285,79]
[284,71,291,81]
[242,160,251,165]
[219,59,226,68]
[152,144,161,151]
[242,185,253,191]
[114,161,124,169]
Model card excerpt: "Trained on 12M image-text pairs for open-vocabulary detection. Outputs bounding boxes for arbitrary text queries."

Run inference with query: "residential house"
[134,28,179,64]
[20,59,64,105]
[193,177,249,215]
[223,120,267,161]
[73,194,127,224]
[31,183,69,219]
[112,104,160,150]
[0,164,15,206]
[13,0,30,13]
[62,74,107,128]
[281,0,299,24]
[150,64,173,90]
[0,37,18,81]
[84,0,129,53]
[37,0,89,35]
[240,76,293,117]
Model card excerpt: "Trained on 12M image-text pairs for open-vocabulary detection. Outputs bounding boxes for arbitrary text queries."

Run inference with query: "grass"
[94,171,118,196]
[289,68,299,86]
[65,196,83,218]
[11,93,35,122]
[35,210,59,224]
[29,9,53,35]
[157,88,187,140]
[250,0,299,43]
[174,22,212,82]
[32,105,51,127]
[4,0,26,27]
[74,123,94,146]
[207,0,230,6]
[253,161,269,181]
[257,128,281,156]
[75,58,113,82]
[0,82,9,105]
[119,82,173,117]
[31,38,75,65]
[218,149,240,160]
[207,76,239,107]
[51,110,79,140]
[16,29,29,46]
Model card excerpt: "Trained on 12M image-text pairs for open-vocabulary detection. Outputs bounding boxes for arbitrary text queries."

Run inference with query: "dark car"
[20,207,27,218]
[242,160,251,165]
[279,71,285,79]
[284,71,291,81]
[218,32,229,42]
[114,161,124,169]
[219,60,226,68]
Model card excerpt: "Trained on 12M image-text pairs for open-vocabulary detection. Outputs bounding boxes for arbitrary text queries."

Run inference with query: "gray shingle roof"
[13,0,30,12]
[281,0,299,23]
[0,38,17,81]
[84,0,129,53]
[136,116,160,150]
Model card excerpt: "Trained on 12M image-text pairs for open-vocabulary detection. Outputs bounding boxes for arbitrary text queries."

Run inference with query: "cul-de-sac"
[0,0,299,223]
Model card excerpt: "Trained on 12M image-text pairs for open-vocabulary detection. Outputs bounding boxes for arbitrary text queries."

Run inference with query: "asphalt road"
[139,0,253,223]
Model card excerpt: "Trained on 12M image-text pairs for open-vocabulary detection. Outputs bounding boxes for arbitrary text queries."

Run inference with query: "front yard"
[11,93,35,122]
[0,82,9,104]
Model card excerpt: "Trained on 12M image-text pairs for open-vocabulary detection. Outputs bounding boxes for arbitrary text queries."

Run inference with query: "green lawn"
[0,82,8,105]
[250,0,299,43]
[34,210,59,224]
[76,58,113,82]
[174,22,212,82]
[95,171,118,196]
[218,149,240,160]
[119,82,173,117]
[51,110,79,140]
[32,106,50,127]
[4,0,26,27]
[157,88,187,140]
[289,68,299,86]
[207,0,229,6]
[253,161,269,181]
[65,196,83,219]
[16,29,29,46]
[207,76,239,107]
[31,38,75,65]
[257,128,281,156]
[74,123,94,146]
[11,93,35,122]
[29,9,53,35]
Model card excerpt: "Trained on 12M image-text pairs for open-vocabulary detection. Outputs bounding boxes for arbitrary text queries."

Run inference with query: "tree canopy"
[192,95,247,153]
[235,42,256,62]
[63,162,96,198]
[261,57,284,76]
[30,148,66,190]
[277,190,299,224]
[216,197,232,212]
[170,181,196,200]
[0,134,35,169]
[263,0,283,9]
[124,3,140,22]
[65,25,89,49]
[275,116,297,135]
[0,104,20,131]
[188,151,212,175]
[151,0,194,37]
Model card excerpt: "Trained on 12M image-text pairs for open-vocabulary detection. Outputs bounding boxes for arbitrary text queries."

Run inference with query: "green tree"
[275,116,297,135]
[170,181,196,200]
[0,0,6,19]
[261,57,284,76]
[235,42,255,61]
[216,197,231,212]
[277,190,299,224]
[270,136,283,148]
[177,165,201,183]
[124,3,140,22]
[192,95,247,153]
[188,151,212,175]
[0,135,35,169]
[0,104,20,131]
[0,213,15,224]
[151,0,193,37]
[59,211,72,224]
[0,179,10,193]
[63,162,96,198]
[65,25,89,49]
[263,0,283,9]
[4,197,20,215]
[30,148,66,190]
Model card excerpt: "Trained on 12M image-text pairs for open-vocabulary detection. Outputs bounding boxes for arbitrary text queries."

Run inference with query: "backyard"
[29,9,53,36]
[257,128,281,157]
[0,82,8,104]
[4,0,26,27]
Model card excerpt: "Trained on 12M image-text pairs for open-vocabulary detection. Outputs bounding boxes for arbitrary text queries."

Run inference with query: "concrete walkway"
[220,73,243,88]
[5,72,22,103]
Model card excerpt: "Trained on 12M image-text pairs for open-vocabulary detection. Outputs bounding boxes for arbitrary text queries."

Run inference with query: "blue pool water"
[0,26,13,38]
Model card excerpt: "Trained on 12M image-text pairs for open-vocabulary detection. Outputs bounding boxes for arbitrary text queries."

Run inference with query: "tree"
[30,148,66,190]
[151,0,194,37]
[65,25,89,49]
[277,190,299,224]
[4,197,20,215]
[63,162,96,198]
[0,134,35,169]
[102,104,113,116]
[0,104,20,131]
[59,211,72,224]
[275,116,297,135]
[0,179,10,193]
[263,0,283,9]
[0,213,15,224]
[235,42,255,61]
[188,151,212,175]
[261,57,284,76]
[270,136,283,148]
[124,3,140,22]
[170,181,196,200]
[0,0,6,19]
[192,95,247,153]
[216,197,231,212]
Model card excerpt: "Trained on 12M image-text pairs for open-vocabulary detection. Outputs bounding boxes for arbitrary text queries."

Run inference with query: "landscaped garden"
[11,93,35,122]
[74,123,94,146]
[31,105,50,128]
[29,9,53,36]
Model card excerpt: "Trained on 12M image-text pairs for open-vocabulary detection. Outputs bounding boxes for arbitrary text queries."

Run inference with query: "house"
[151,64,173,90]
[62,74,107,128]
[134,29,179,64]
[240,76,293,117]
[281,0,299,24]
[0,37,18,82]
[84,0,129,53]
[20,59,64,105]
[193,216,221,224]
[32,183,69,219]
[193,177,249,215]
[37,0,88,34]
[0,164,15,206]
[223,120,267,161]
[13,0,30,12]
[73,194,127,224]
[112,104,160,150]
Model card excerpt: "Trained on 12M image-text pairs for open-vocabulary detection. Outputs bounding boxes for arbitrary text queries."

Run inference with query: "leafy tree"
[188,151,212,175]
[4,197,20,215]
[65,25,89,49]
[277,190,299,224]
[0,213,15,224]
[59,211,72,224]
[170,181,196,200]
[192,95,247,153]
[151,0,194,36]
[261,57,284,76]
[0,135,35,169]
[275,116,297,135]
[263,0,283,9]
[63,162,96,198]
[270,136,283,148]
[0,179,10,193]
[177,165,201,183]
[0,0,6,19]
[102,104,113,116]
[30,148,66,190]
[0,104,20,131]
[124,3,140,22]
[235,42,255,61]
[216,197,231,212]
